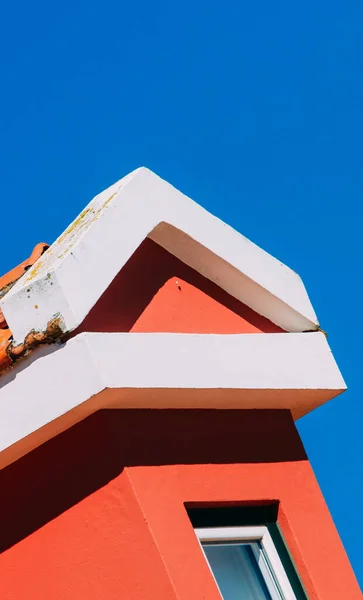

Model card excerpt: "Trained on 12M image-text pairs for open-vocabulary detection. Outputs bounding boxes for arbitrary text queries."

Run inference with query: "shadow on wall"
[72,238,282,335]
[0,409,306,553]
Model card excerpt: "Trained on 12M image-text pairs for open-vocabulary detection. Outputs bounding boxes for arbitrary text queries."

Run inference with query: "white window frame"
[195,526,298,600]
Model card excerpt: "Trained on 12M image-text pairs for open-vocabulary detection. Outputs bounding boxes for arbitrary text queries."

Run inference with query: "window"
[196,526,299,600]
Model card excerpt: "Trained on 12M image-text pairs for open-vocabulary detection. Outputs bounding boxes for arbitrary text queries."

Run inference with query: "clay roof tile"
[0,243,49,372]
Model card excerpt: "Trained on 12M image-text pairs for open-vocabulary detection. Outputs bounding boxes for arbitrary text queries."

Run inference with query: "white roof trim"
[0,331,345,469]
[0,168,318,344]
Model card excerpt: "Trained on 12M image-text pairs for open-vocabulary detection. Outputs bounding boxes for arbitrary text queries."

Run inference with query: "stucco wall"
[0,410,360,599]
[73,238,282,335]
[0,236,358,598]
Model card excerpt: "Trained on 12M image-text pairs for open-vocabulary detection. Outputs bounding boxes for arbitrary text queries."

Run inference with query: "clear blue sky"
[1,0,362,587]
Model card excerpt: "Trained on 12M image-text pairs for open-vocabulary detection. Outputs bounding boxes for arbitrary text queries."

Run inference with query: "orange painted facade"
[74,238,282,335]
[0,239,360,598]
[0,410,360,599]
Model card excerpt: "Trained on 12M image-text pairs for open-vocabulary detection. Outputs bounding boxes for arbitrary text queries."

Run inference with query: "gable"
[74,239,282,336]
[0,167,318,346]
[0,168,345,470]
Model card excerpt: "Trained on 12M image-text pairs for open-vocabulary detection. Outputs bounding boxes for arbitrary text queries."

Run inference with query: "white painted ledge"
[0,332,345,469]
[0,167,319,344]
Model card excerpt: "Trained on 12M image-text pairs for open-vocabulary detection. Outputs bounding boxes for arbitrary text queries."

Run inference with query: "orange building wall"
[0,410,360,599]
[0,239,360,599]
[73,238,282,335]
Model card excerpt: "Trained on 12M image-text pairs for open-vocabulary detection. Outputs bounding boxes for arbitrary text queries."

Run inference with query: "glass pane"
[203,543,273,600]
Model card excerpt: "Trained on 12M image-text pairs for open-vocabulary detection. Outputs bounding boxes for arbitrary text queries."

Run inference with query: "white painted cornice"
[0,167,319,343]
[0,332,345,469]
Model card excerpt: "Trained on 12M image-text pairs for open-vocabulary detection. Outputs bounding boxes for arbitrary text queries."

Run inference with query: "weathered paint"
[0,233,280,375]
[0,167,319,344]
[7,315,65,360]
[0,243,49,373]
[0,410,360,599]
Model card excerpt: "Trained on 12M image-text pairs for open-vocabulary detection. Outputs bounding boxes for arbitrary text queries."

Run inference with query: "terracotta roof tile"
[0,243,49,373]
[0,243,49,298]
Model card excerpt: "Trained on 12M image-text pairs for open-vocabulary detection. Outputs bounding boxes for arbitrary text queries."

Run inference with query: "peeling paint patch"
[0,243,54,373]
[7,315,65,362]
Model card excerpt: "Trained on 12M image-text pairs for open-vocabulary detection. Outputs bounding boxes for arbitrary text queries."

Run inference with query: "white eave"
[0,167,319,343]
[0,332,345,469]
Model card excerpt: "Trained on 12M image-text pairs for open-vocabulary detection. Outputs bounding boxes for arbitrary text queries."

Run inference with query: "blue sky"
[1,0,362,587]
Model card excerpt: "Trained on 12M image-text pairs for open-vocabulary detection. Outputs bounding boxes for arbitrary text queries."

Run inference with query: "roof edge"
[0,168,319,344]
[0,331,345,470]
